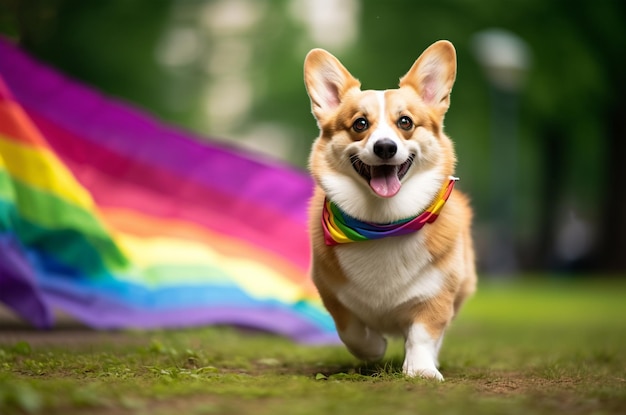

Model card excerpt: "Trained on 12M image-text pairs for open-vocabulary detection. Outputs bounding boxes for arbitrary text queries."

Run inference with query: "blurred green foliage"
[3,0,625,271]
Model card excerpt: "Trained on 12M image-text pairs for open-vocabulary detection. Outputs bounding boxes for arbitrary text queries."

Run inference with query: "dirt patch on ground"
[472,371,582,396]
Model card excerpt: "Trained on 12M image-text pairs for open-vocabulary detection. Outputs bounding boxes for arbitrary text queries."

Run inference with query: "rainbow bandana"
[322,176,458,246]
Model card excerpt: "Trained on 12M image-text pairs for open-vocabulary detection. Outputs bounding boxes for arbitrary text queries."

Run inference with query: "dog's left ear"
[399,40,457,116]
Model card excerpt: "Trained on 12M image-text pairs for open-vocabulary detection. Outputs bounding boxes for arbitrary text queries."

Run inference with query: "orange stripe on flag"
[0,100,49,147]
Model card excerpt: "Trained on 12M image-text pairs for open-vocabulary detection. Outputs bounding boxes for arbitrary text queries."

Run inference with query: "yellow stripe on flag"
[0,135,94,209]
[116,232,305,303]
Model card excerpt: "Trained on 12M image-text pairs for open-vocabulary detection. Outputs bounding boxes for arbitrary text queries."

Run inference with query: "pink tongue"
[369,165,401,198]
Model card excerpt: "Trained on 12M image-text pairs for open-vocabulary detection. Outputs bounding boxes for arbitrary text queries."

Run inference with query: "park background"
[2,0,625,275]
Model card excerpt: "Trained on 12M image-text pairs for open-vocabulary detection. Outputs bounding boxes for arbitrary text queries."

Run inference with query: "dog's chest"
[333,233,445,331]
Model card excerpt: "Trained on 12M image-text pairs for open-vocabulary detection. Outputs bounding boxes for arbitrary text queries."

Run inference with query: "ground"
[1,277,625,414]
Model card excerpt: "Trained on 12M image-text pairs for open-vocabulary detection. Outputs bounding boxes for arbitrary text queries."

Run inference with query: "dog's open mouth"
[350,154,415,198]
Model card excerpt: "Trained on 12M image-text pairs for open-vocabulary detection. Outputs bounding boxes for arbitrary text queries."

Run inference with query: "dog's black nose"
[373,139,397,160]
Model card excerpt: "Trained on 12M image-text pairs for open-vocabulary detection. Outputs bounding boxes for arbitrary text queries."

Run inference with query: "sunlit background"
[3,0,625,275]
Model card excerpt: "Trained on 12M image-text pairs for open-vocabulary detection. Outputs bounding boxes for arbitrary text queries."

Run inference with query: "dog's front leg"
[315,278,387,361]
[338,315,387,362]
[402,322,446,381]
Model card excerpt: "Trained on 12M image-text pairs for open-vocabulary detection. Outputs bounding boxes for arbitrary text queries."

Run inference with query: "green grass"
[1,277,625,414]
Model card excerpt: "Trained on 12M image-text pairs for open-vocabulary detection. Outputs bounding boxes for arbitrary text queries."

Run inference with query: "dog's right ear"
[304,49,361,122]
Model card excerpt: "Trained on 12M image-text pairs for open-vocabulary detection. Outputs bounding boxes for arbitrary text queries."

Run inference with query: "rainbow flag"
[0,38,338,344]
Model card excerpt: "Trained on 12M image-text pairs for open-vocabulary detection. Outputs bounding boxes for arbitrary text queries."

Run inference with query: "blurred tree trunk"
[596,100,626,271]
[579,3,626,272]
[534,124,564,269]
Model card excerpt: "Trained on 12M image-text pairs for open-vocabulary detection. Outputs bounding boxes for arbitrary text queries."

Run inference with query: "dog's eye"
[397,116,413,131]
[352,117,369,132]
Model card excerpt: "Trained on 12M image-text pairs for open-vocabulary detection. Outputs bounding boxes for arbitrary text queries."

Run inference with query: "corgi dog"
[304,40,476,381]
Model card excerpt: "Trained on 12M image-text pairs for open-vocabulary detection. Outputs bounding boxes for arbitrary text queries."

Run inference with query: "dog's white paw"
[403,323,445,381]
[402,361,444,381]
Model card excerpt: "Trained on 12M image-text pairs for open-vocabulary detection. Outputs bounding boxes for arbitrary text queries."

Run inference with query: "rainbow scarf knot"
[322,176,459,246]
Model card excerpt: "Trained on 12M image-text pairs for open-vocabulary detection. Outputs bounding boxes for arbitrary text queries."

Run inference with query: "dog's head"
[304,41,458,222]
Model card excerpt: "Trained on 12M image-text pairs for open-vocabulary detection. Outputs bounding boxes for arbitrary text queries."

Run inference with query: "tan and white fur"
[304,41,476,381]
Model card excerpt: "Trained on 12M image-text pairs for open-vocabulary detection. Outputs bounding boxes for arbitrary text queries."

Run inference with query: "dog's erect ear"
[399,40,457,116]
[304,49,361,122]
